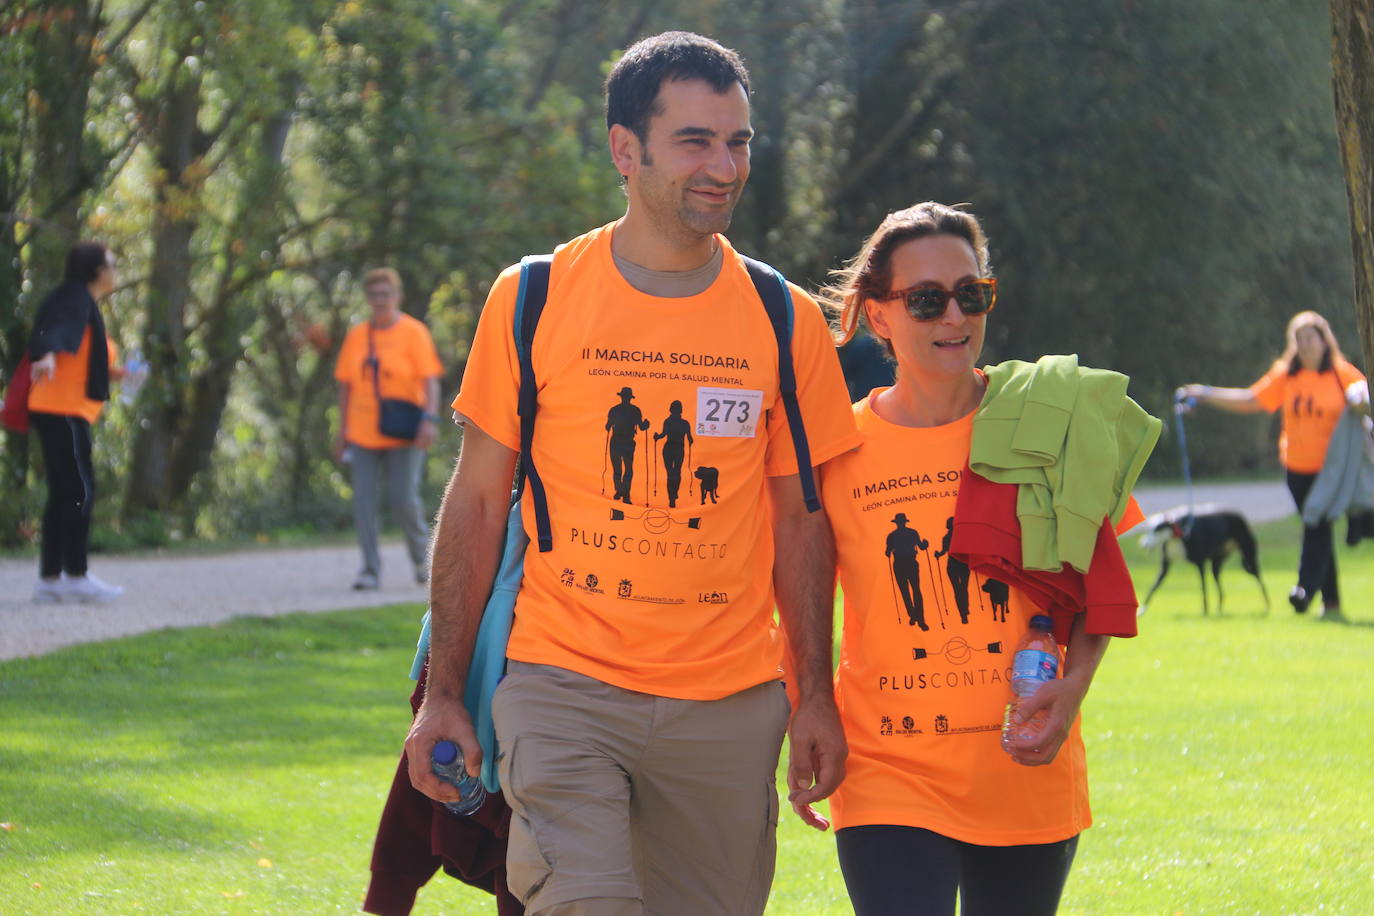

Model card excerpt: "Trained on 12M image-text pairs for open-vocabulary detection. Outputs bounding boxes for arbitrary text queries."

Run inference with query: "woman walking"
[1178,310,1368,616]
[28,241,124,604]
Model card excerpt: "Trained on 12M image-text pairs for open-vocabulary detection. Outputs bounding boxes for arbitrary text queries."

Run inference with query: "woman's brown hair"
[1278,310,1345,375]
[821,201,992,347]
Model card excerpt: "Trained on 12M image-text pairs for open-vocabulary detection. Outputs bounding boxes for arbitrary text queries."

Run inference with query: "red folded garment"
[949,463,1138,645]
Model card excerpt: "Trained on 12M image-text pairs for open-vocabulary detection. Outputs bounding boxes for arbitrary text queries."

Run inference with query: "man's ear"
[609,124,642,179]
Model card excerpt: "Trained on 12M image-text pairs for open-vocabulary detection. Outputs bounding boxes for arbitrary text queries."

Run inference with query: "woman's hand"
[1002,675,1091,767]
[30,353,57,384]
[1345,380,1370,416]
[1175,384,1208,412]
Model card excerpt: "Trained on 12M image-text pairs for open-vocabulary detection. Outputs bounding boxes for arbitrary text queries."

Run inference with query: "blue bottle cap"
[432,740,459,766]
[1029,614,1053,631]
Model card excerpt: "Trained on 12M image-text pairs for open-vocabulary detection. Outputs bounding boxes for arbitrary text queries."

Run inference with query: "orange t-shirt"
[453,223,861,700]
[824,393,1096,845]
[334,314,443,450]
[1249,358,1366,473]
[28,329,118,424]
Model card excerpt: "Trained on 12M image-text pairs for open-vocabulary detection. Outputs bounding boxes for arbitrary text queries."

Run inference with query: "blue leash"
[1174,393,1196,536]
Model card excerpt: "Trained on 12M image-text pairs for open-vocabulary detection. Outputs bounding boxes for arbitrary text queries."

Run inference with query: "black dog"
[1138,505,1270,616]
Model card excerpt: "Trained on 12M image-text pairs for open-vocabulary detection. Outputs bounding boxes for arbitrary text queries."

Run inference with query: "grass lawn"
[2,518,1373,914]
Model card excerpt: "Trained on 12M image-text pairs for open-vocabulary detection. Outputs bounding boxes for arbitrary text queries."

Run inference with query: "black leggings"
[1286,471,1338,607]
[30,411,95,578]
[837,825,1078,916]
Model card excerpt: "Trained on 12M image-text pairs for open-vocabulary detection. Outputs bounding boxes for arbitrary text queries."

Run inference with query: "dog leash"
[1174,392,1197,537]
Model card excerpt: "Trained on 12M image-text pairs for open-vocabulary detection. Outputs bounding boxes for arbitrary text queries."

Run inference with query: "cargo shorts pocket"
[744,778,782,916]
[499,736,555,904]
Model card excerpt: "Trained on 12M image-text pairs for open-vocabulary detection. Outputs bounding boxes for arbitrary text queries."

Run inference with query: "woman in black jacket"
[28,241,124,604]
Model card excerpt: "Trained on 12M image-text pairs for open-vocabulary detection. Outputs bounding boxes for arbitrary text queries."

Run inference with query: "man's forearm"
[426,468,509,700]
[773,504,838,702]
[425,377,441,414]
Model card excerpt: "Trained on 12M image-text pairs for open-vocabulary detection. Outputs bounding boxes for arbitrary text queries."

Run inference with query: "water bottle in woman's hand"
[1001,614,1059,752]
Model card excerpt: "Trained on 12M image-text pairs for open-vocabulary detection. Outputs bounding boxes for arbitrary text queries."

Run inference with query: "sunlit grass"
[2,518,1372,913]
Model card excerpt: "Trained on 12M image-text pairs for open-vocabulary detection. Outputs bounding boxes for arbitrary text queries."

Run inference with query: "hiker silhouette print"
[605,387,650,505]
[653,400,694,508]
[934,516,972,625]
[885,513,930,630]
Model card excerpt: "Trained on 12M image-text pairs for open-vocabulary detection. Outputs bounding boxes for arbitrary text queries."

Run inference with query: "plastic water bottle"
[119,349,148,404]
[1001,614,1060,752]
[431,740,487,815]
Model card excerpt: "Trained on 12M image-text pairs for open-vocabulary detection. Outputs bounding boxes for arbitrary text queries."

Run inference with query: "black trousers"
[1286,471,1339,607]
[30,411,95,578]
[837,825,1079,916]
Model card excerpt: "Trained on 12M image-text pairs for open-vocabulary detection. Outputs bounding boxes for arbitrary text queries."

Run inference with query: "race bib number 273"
[695,387,763,438]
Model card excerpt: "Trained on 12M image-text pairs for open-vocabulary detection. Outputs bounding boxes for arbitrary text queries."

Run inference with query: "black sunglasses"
[876,277,997,322]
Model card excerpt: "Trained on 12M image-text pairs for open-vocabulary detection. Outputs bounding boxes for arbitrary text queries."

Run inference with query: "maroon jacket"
[364,664,523,916]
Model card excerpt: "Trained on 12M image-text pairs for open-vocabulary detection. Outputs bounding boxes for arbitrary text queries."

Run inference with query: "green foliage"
[0,0,1359,544]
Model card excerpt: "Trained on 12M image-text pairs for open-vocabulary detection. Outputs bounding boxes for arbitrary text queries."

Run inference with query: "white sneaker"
[352,571,379,591]
[64,573,124,603]
[32,578,67,604]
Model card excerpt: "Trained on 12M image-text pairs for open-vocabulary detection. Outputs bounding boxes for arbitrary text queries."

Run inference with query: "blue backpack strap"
[740,255,821,513]
[513,254,555,550]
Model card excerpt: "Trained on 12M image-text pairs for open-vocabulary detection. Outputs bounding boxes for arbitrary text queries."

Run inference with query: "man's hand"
[405,693,482,803]
[415,418,438,449]
[786,693,847,830]
[30,353,56,384]
[1002,676,1087,767]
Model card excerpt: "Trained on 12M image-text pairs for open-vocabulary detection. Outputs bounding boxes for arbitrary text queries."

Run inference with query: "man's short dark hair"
[605,31,750,143]
[64,242,111,284]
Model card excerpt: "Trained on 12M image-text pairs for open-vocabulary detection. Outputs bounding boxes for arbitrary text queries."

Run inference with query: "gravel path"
[1,481,1294,662]
[1,541,426,661]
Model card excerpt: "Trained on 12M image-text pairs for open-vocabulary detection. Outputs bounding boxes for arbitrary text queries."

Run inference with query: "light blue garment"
[408,495,526,793]
[1303,411,1374,525]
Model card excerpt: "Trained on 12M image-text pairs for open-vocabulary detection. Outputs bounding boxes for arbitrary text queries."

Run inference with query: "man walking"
[886,513,930,630]
[334,267,443,589]
[606,386,649,503]
[406,32,860,916]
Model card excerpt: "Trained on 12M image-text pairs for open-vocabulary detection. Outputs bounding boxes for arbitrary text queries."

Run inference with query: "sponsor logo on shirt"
[557,568,605,595]
[614,578,686,605]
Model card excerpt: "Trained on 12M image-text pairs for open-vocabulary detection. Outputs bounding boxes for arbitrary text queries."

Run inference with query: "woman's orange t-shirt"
[452,223,862,700]
[334,314,443,450]
[28,328,117,424]
[1249,358,1366,473]
[822,392,1091,846]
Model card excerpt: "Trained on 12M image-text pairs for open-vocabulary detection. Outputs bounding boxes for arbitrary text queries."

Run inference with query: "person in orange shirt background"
[27,241,125,604]
[815,203,1136,916]
[1179,310,1369,616]
[333,267,443,591]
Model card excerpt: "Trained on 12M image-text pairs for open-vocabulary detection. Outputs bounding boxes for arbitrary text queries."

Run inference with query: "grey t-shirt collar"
[611,243,724,298]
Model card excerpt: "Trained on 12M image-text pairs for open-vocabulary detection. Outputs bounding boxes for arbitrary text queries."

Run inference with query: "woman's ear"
[864,298,892,345]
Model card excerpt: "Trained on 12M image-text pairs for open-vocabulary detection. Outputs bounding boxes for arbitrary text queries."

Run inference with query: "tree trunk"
[123,70,202,516]
[166,107,295,504]
[1329,0,1374,370]
[0,0,98,546]
[27,0,97,276]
